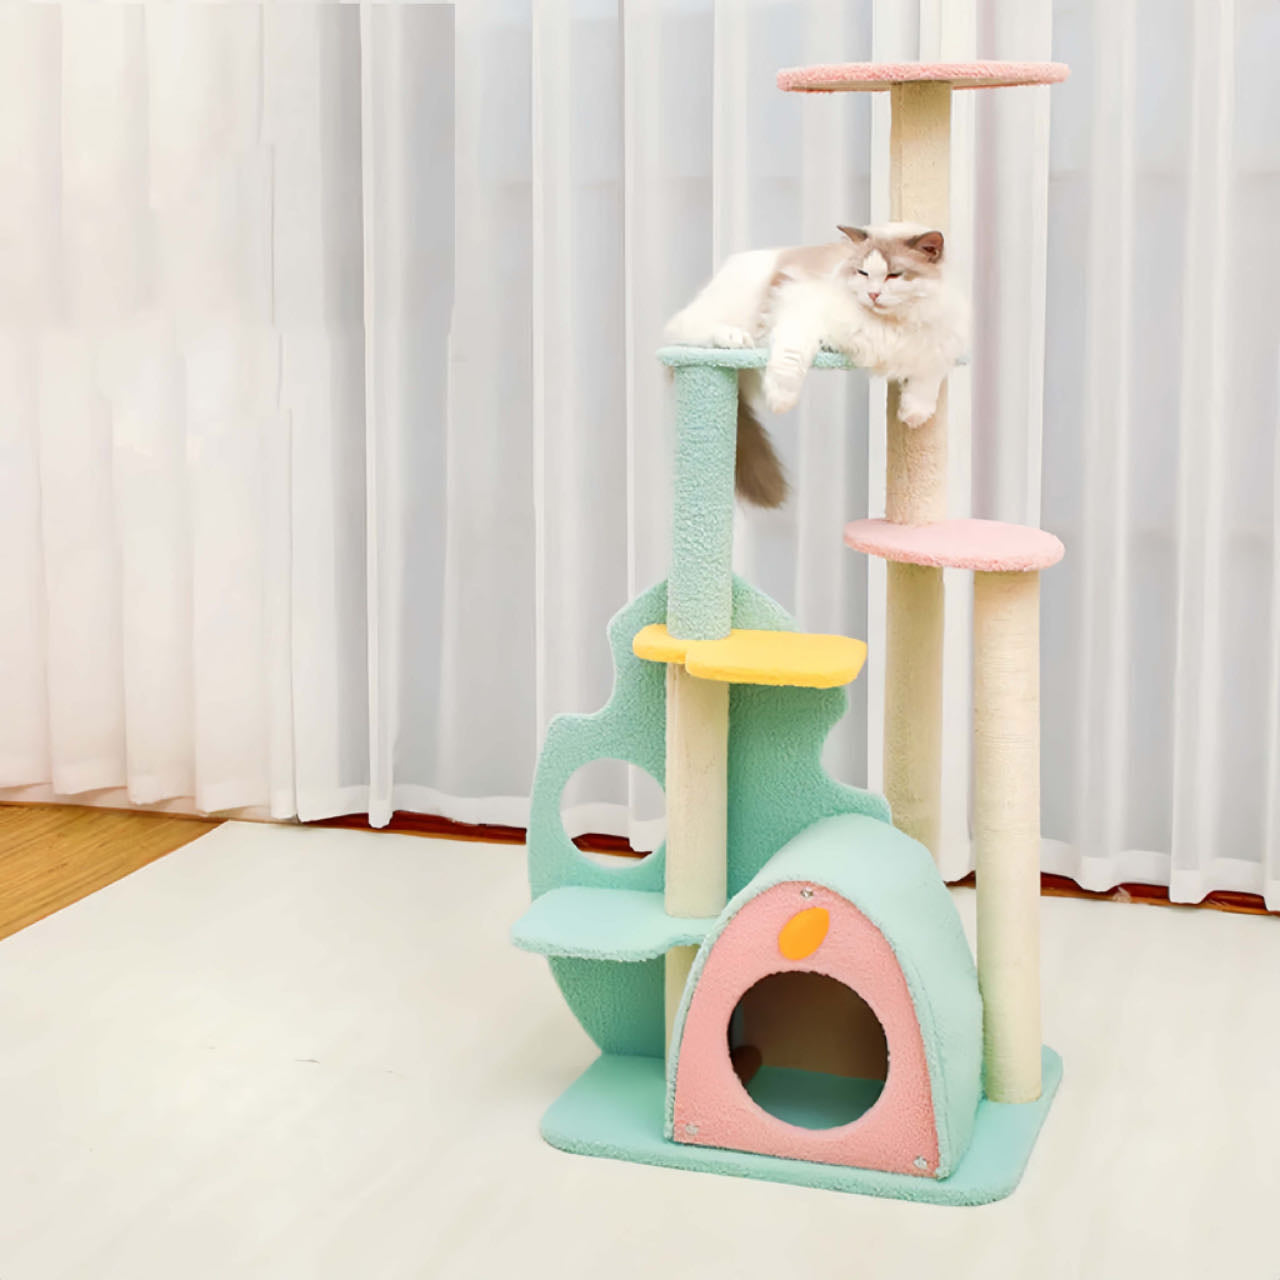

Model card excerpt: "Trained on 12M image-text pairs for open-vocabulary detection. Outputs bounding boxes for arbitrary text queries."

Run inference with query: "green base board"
[541,1048,1062,1206]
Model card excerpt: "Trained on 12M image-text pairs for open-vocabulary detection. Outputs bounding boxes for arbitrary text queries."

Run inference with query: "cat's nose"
[868,291,881,302]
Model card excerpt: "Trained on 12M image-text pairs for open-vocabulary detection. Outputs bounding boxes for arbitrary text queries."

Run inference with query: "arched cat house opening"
[666,814,983,1179]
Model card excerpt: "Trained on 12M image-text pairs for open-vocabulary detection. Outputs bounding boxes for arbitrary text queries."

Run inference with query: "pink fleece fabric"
[844,517,1065,573]
[778,61,1070,93]
[672,882,940,1177]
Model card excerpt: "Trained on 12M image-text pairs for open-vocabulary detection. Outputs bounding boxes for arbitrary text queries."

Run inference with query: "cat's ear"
[907,230,945,262]
[837,225,869,243]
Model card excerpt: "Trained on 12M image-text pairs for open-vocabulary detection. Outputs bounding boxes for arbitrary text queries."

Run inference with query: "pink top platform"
[844,517,1064,574]
[778,61,1069,93]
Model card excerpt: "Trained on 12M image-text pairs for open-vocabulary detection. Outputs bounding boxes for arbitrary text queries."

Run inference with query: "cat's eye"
[887,272,902,279]
[856,269,869,277]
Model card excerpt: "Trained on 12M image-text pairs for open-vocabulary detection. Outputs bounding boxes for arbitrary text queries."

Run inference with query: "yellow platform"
[633,624,867,689]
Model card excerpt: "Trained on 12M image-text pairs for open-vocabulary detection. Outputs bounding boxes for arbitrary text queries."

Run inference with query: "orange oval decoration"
[777,906,829,961]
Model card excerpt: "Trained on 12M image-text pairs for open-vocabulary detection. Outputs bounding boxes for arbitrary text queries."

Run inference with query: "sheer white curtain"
[1041,0,1280,909]
[1,1,1276,908]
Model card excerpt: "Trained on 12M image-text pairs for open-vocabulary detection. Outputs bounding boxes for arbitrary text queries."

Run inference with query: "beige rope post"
[972,569,1042,1101]
[663,665,729,1048]
[882,83,951,856]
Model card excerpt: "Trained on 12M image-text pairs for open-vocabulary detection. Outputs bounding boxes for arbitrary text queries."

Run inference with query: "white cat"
[665,223,969,506]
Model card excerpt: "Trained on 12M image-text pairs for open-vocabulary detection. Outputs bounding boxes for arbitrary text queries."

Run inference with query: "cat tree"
[513,60,1069,1204]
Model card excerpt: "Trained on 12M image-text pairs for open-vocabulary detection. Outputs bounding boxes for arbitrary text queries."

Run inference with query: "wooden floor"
[0,804,219,941]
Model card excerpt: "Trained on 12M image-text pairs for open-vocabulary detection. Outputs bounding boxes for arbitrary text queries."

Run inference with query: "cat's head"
[835,224,946,315]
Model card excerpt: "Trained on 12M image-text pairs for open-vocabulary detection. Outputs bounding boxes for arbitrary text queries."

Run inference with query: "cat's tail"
[735,369,788,508]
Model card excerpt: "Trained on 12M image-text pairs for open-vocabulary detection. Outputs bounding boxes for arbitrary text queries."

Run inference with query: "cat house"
[666,815,981,1181]
[513,58,1069,1206]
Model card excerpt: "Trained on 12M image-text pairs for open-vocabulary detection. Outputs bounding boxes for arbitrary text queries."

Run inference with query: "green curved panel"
[524,577,890,1059]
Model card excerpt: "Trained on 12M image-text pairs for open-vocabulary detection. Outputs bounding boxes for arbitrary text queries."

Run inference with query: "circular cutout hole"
[727,971,888,1130]
[560,758,665,864]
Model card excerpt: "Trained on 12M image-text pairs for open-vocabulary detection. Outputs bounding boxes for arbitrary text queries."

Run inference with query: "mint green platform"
[511,887,716,961]
[655,344,967,369]
[541,1049,1062,1207]
[657,345,857,369]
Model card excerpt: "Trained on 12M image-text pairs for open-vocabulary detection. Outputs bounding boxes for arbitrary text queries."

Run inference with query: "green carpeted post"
[667,363,738,642]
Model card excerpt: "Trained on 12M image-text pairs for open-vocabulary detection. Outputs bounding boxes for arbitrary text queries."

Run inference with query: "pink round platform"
[844,518,1064,573]
[778,61,1069,93]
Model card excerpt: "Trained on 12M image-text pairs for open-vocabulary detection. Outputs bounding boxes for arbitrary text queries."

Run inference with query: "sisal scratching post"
[664,664,728,1046]
[662,364,736,1051]
[972,569,1042,1102]
[885,380,949,525]
[883,83,951,859]
[883,557,945,852]
[886,86,950,523]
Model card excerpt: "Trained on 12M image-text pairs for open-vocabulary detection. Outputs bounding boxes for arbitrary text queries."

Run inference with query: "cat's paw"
[764,367,803,414]
[710,325,755,349]
[841,338,875,368]
[897,394,937,428]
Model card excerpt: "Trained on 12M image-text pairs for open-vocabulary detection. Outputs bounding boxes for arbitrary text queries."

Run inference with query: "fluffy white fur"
[664,248,779,354]
[666,223,969,428]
